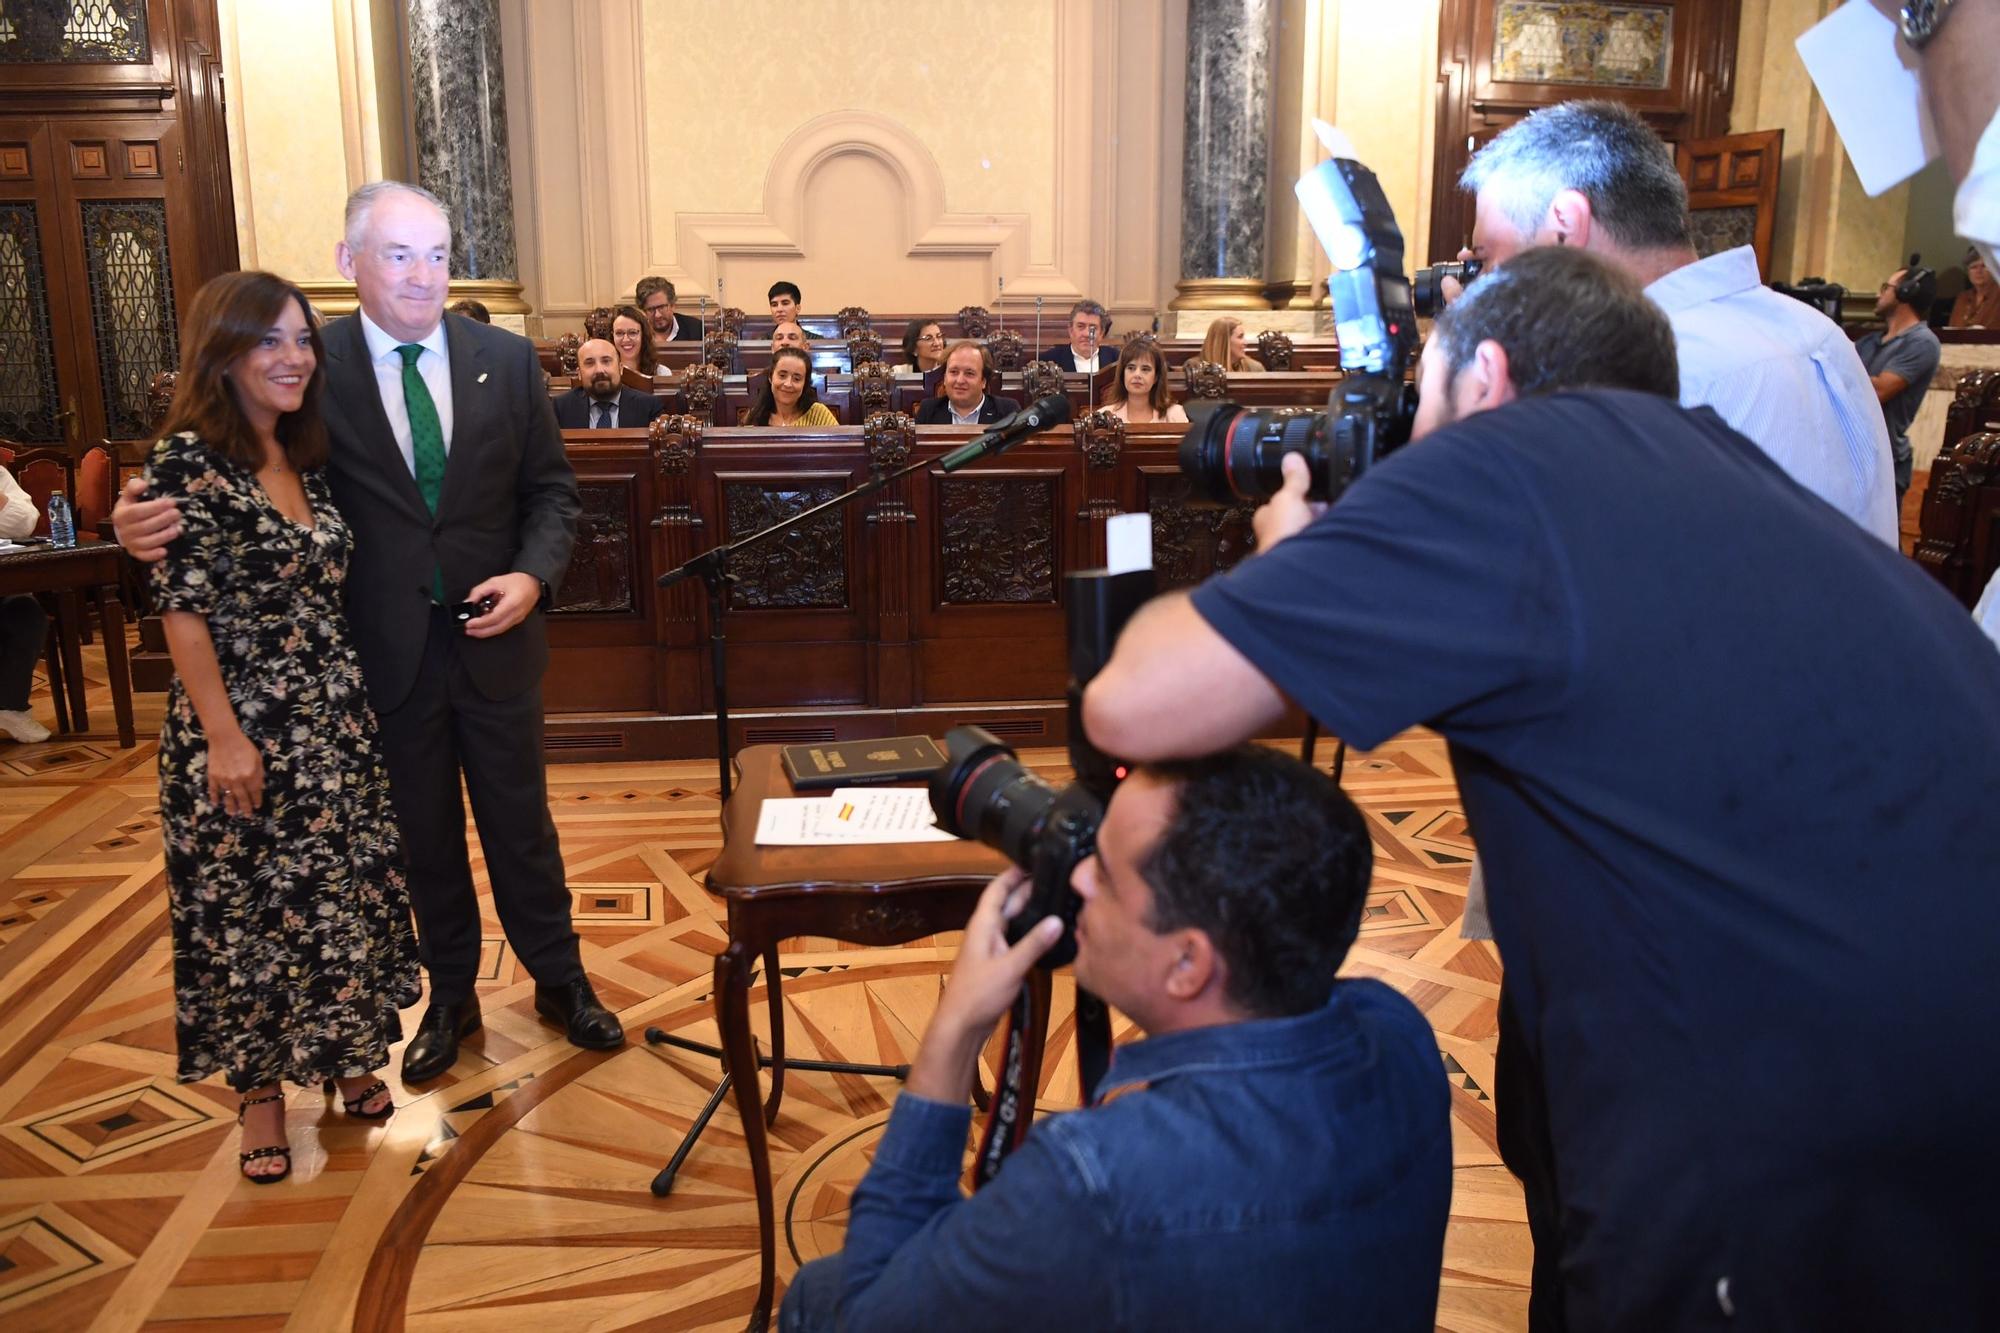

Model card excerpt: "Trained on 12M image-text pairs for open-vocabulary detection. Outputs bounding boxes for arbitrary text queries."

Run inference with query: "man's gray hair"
[1460,100,1692,251]
[343,181,449,251]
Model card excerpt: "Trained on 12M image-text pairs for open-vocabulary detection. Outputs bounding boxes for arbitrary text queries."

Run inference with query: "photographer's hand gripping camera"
[928,136,1424,1186]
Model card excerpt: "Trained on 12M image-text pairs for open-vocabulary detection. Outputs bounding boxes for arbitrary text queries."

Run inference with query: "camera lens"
[1179,401,1333,505]
[930,727,1062,868]
[1412,259,1481,318]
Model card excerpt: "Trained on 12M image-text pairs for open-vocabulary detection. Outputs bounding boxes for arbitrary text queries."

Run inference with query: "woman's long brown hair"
[612,303,658,376]
[157,270,328,471]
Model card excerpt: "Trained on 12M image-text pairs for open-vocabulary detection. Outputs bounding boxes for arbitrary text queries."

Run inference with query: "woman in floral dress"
[146,271,420,1184]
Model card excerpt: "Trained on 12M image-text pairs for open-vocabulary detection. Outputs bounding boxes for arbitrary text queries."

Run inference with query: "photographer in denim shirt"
[781,745,1451,1332]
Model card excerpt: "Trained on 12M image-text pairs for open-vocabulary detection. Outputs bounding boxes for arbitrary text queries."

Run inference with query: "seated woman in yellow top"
[1202,316,1265,372]
[1100,341,1188,423]
[744,346,840,426]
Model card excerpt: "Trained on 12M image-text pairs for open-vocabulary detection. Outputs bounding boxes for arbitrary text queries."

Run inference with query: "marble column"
[407,0,519,285]
[1173,0,1275,311]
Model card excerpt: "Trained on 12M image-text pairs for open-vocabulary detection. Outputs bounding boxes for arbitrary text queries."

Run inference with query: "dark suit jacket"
[553,386,666,430]
[1039,344,1119,373]
[915,394,1021,426]
[319,312,580,712]
[664,314,703,342]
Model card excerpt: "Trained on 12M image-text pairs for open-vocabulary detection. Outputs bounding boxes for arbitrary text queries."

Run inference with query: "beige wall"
[506,0,1178,336]
[1731,0,1911,290]
[218,0,407,286]
[219,0,1930,329]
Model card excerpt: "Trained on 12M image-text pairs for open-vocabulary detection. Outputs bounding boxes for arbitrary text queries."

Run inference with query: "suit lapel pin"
[477,372,489,383]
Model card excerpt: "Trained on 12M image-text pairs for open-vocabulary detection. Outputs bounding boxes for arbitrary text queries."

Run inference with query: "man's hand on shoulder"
[112,476,182,562]
[906,868,1063,1105]
[462,571,543,638]
[1250,452,1328,553]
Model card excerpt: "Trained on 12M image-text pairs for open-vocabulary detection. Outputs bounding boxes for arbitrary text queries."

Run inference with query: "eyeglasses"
[916,332,944,343]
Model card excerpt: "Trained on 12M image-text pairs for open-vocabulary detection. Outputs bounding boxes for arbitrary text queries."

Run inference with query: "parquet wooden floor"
[0,634,1527,1332]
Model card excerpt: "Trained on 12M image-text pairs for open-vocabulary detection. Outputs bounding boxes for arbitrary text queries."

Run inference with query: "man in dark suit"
[637,275,702,342]
[915,340,1020,424]
[1039,298,1118,374]
[114,181,623,1082]
[554,338,666,430]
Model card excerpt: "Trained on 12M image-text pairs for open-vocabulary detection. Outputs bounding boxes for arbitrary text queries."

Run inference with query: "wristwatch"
[1899,0,1958,49]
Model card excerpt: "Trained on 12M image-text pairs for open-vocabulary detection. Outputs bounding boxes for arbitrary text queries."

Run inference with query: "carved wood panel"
[1145,469,1257,590]
[722,480,849,610]
[552,480,635,614]
[937,475,1057,605]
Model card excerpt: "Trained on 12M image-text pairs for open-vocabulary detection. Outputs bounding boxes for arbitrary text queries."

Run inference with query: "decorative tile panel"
[1492,2,1672,89]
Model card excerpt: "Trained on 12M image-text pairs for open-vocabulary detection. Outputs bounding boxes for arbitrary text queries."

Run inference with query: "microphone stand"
[644,437,1025,1198]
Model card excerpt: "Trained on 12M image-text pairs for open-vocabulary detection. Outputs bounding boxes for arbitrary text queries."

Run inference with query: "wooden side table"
[0,538,136,748]
[695,745,1048,1332]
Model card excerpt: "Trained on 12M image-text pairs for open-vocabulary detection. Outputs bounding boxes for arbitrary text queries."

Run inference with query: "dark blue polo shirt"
[1192,389,2000,1329]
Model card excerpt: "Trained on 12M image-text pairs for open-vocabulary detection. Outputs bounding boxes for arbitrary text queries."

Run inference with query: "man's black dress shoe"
[400,995,482,1084]
[535,977,625,1050]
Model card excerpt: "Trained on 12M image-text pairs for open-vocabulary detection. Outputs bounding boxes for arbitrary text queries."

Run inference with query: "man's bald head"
[577,338,620,396]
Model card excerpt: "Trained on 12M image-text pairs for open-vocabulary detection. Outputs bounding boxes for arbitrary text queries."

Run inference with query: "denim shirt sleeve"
[835,1093,1115,1332]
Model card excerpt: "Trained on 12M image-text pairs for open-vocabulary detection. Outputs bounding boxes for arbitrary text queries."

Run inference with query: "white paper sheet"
[753,787,958,846]
[1796,2,1938,196]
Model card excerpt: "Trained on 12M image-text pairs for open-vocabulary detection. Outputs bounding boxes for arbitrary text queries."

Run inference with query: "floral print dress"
[145,432,420,1093]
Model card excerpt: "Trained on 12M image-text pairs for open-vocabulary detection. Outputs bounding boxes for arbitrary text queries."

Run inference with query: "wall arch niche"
[677,112,1029,314]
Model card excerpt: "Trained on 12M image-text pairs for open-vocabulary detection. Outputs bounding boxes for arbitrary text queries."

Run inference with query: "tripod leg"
[651,1070,731,1197]
[762,944,785,1126]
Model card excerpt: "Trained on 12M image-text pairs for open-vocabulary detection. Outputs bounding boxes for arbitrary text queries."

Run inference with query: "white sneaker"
[0,710,50,743]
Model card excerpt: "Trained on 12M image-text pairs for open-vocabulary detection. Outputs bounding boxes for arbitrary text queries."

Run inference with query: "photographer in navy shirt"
[1088,247,2000,1330]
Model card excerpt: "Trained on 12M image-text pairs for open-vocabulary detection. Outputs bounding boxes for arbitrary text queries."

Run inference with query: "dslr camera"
[1178,146,1421,507]
[928,567,1151,967]
[932,141,1426,958]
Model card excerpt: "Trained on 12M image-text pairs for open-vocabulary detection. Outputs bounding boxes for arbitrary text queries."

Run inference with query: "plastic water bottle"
[47,494,74,548]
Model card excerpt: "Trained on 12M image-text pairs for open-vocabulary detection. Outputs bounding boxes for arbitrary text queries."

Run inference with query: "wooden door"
[0,123,87,447]
[0,0,233,450]
[1675,128,1782,279]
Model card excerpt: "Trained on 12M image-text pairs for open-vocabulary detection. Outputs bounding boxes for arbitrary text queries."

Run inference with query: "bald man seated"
[553,338,665,430]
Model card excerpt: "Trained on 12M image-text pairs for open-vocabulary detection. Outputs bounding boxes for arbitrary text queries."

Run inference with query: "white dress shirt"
[1646,247,1899,546]
[1072,348,1102,374]
[359,310,455,475]
[0,468,36,540]
[950,397,987,426]
[1956,108,2000,274]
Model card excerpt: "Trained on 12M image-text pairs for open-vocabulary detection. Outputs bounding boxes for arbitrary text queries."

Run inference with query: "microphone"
[938,394,1072,472]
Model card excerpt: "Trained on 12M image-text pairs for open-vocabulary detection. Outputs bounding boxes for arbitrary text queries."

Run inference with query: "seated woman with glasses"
[743,346,840,427]
[610,304,665,377]
[893,318,949,375]
[1099,341,1188,424]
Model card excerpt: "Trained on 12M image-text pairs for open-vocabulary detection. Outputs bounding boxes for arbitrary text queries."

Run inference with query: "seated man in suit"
[770,320,810,352]
[915,341,1019,425]
[553,338,666,430]
[768,280,802,323]
[1040,298,1116,374]
[636,276,701,342]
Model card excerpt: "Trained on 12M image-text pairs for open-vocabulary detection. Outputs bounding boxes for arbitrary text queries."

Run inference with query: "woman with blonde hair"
[1101,340,1188,423]
[1202,317,1266,373]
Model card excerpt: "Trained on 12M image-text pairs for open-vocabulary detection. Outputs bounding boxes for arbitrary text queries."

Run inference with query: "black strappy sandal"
[236,1090,291,1184]
[324,1077,395,1120]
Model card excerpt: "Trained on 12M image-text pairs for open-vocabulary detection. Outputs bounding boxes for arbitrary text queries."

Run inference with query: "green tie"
[398,344,447,598]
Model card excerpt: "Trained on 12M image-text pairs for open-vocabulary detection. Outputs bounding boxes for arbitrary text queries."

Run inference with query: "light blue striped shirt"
[1646,246,1899,546]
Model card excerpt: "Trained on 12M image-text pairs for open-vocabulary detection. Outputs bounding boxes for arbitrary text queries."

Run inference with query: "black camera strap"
[973,979,1114,1189]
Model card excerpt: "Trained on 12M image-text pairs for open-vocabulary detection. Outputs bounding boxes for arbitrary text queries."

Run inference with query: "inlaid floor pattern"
[0,637,1526,1331]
